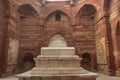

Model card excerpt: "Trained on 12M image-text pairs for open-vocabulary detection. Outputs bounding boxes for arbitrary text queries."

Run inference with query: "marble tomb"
[17,47,98,80]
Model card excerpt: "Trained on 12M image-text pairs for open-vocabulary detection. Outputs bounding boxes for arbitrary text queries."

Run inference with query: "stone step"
[36,55,80,60]
[34,55,81,67]
[31,67,87,75]
[41,47,75,55]
[35,59,81,67]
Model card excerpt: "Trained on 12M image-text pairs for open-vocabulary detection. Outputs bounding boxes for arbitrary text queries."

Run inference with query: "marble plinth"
[17,47,98,80]
[18,71,98,80]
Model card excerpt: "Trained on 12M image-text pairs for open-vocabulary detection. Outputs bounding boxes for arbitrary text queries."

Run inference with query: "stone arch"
[75,3,99,18]
[76,4,97,16]
[44,9,72,47]
[75,4,97,71]
[48,34,67,47]
[23,52,35,71]
[76,4,98,25]
[81,52,92,71]
[45,10,71,22]
[18,4,38,17]
[0,0,11,77]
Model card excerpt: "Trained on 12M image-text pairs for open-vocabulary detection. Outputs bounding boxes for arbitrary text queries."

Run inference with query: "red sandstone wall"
[19,17,41,55]
[0,0,5,56]
[18,16,41,71]
[44,11,73,46]
[0,0,20,75]
[5,11,20,75]
[0,0,5,77]
[0,0,120,76]
[95,18,110,74]
[16,1,97,72]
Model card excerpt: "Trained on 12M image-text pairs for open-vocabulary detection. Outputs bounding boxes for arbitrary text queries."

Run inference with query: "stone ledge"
[17,71,98,78]
[30,67,87,75]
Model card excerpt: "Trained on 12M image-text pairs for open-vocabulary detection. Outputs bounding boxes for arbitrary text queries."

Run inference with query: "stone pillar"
[95,15,115,75]
[103,16,115,75]
[0,12,10,75]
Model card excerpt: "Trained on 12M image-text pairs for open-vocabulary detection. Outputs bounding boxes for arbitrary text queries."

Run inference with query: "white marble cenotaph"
[17,47,98,80]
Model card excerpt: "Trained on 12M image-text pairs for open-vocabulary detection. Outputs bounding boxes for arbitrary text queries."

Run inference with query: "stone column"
[95,15,115,75]
[103,16,115,75]
[0,12,10,75]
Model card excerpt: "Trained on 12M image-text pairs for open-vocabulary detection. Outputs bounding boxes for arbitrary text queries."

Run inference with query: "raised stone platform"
[17,47,98,80]
[18,71,98,80]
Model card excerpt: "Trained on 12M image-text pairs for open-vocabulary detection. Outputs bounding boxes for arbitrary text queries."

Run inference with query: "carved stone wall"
[18,16,41,71]
[96,37,108,74]
[6,38,19,73]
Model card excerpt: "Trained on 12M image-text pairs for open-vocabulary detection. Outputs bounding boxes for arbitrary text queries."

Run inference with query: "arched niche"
[48,34,67,47]
[77,4,97,25]
[76,4,97,71]
[23,52,35,71]
[81,52,91,71]
[45,10,70,27]
[18,4,38,18]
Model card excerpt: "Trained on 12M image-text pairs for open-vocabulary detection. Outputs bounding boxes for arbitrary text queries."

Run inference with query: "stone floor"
[97,74,120,80]
[0,74,120,80]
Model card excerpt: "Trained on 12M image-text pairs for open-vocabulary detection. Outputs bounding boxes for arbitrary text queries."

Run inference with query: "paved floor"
[97,74,120,80]
[0,74,120,80]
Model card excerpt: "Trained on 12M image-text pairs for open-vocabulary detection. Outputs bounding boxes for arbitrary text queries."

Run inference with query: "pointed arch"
[18,4,39,17]
[75,3,99,17]
[45,10,71,22]
[76,4,97,17]
[75,4,98,26]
